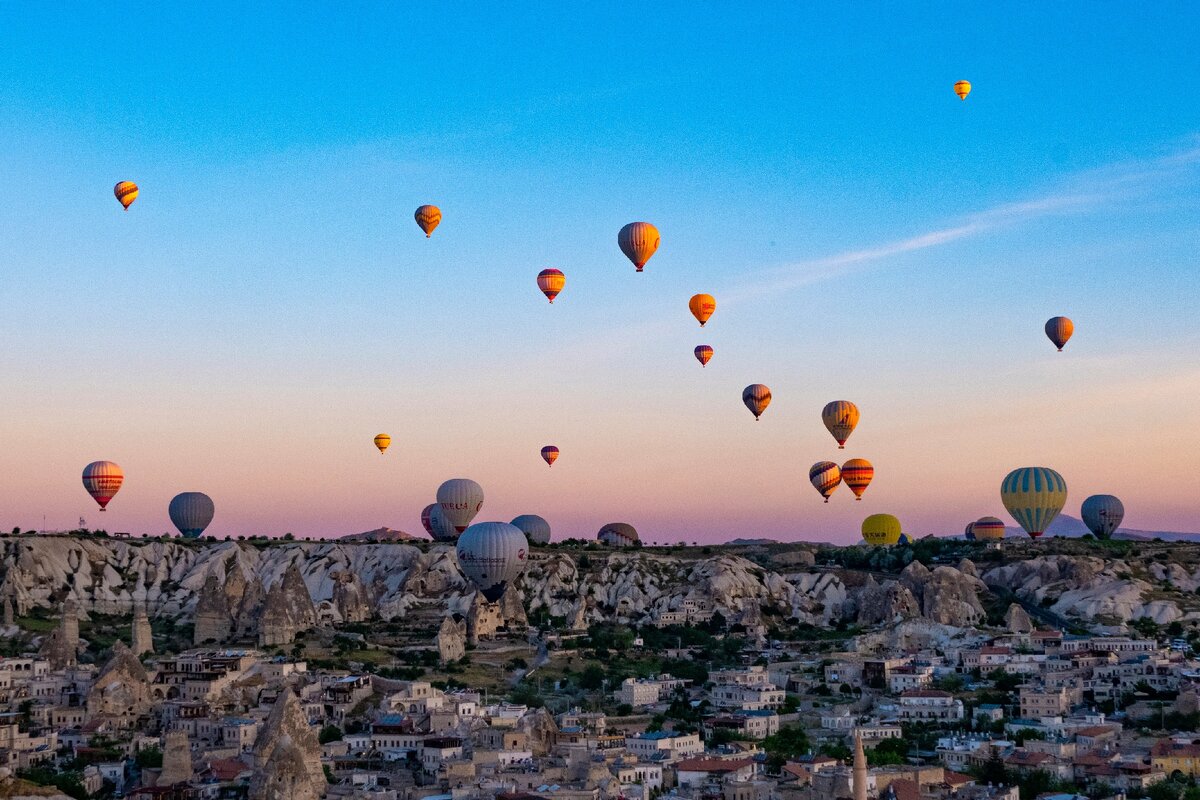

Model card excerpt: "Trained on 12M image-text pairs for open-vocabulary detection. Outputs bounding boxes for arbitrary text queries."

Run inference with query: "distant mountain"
[1003,514,1199,542]
[338,527,422,543]
[728,538,779,545]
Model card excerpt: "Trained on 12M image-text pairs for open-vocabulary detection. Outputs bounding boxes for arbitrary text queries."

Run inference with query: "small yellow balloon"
[114,181,139,210]
[414,205,441,237]
[688,294,716,327]
[954,80,972,101]
[373,433,391,454]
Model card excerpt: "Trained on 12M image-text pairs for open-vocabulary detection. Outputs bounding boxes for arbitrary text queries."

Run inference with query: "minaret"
[853,732,867,800]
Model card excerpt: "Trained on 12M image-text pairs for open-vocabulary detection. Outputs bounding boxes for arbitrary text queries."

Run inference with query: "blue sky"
[1,4,1198,542]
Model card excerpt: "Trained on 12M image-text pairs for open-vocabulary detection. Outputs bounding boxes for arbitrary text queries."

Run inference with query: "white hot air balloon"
[456,521,529,603]
[511,514,552,546]
[437,478,484,533]
[424,503,460,542]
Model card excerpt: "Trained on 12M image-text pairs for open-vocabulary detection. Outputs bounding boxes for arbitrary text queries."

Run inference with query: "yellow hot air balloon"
[688,294,716,327]
[841,458,874,500]
[822,401,860,449]
[114,181,138,210]
[373,434,391,454]
[861,513,903,546]
[414,205,442,237]
[618,222,660,272]
[954,80,972,100]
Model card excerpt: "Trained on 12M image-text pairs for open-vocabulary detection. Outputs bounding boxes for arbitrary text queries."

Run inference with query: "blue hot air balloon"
[1081,494,1124,540]
[169,492,215,538]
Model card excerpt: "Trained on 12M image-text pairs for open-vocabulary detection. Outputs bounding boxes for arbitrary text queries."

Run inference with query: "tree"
[579,664,606,690]
[318,725,343,744]
[869,737,910,766]
[976,748,1010,787]
[1147,781,1184,800]
[136,746,163,768]
[762,725,811,773]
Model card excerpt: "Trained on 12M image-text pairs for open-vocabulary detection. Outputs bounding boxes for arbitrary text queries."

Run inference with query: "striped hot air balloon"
[420,504,438,536]
[114,181,138,210]
[1081,495,1124,540]
[511,514,551,546]
[540,445,560,467]
[954,80,972,100]
[688,294,716,327]
[822,401,860,449]
[862,513,902,546]
[168,492,215,538]
[456,521,528,603]
[964,522,977,541]
[972,516,1006,541]
[537,269,565,303]
[373,433,391,454]
[809,461,842,503]
[82,461,124,511]
[598,522,639,547]
[437,478,484,533]
[422,503,459,542]
[742,384,772,420]
[1000,467,1068,538]
[694,345,713,367]
[841,458,874,500]
[1045,316,1074,351]
[414,205,442,237]
[618,222,660,272]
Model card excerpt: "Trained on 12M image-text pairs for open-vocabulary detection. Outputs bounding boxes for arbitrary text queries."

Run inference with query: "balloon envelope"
[694,345,713,367]
[82,461,124,511]
[1045,316,1074,351]
[540,445,560,467]
[841,458,874,500]
[954,80,972,100]
[862,513,902,546]
[1001,467,1068,538]
[169,492,215,538]
[537,269,565,303]
[742,384,772,420]
[688,294,716,327]
[809,461,842,503]
[423,503,459,542]
[1081,495,1124,539]
[374,433,391,454]
[598,522,639,547]
[414,205,442,237]
[618,222,660,271]
[972,516,1006,541]
[456,522,528,603]
[964,522,976,541]
[114,181,138,210]
[511,514,552,546]
[438,478,484,533]
[822,401,860,448]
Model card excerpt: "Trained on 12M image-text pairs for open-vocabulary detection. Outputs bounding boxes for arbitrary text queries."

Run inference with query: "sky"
[1,3,1199,544]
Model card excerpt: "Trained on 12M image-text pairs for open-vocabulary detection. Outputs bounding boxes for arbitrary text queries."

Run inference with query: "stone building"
[86,641,153,726]
[39,599,80,669]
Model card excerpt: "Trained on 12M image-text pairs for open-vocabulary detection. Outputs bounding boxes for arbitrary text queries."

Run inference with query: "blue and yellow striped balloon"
[1000,467,1067,539]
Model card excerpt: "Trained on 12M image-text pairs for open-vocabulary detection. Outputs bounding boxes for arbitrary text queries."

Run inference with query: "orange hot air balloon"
[821,401,860,449]
[83,461,124,511]
[1045,316,1073,351]
[742,384,772,420]
[688,294,716,327]
[694,345,713,367]
[809,461,842,503]
[373,434,391,454]
[540,445,560,467]
[114,181,138,210]
[414,205,442,237]
[841,458,874,500]
[618,222,660,272]
[954,80,972,100]
[537,269,565,303]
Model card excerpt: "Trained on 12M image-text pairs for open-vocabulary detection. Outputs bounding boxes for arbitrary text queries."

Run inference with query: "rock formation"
[39,600,80,669]
[436,615,466,664]
[234,575,266,639]
[158,729,193,786]
[86,641,153,725]
[856,578,920,625]
[280,564,317,628]
[331,571,371,623]
[2,596,12,627]
[249,689,325,800]
[921,566,987,627]
[194,575,232,645]
[467,592,504,644]
[1004,603,1034,634]
[516,707,558,756]
[259,564,317,647]
[132,600,153,655]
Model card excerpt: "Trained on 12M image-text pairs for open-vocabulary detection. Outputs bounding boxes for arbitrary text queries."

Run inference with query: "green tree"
[579,664,606,690]
[869,737,909,766]
[318,725,343,744]
[135,746,163,768]
[762,725,811,772]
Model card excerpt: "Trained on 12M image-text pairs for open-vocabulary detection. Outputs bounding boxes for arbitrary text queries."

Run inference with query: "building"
[1019,687,1073,720]
[625,731,703,763]
[710,684,785,711]
[897,690,964,722]
[1151,738,1200,778]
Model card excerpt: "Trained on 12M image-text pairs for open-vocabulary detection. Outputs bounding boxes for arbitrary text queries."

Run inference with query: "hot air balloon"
[541,445,560,467]
[841,459,874,500]
[82,461,124,511]
[688,294,716,327]
[861,513,902,546]
[694,345,713,367]
[1045,317,1074,351]
[897,533,913,545]
[964,522,977,541]
[537,269,565,303]
[114,181,138,210]
[1000,467,1067,539]
[954,80,972,100]
[598,522,640,547]
[809,461,842,503]
[414,205,442,237]
[618,222,660,272]
[822,401,860,449]
[422,503,459,542]
[456,521,528,603]
[437,478,484,533]
[373,433,391,454]
[169,492,215,539]
[511,514,551,546]
[1081,494,1124,540]
[743,384,772,420]
[972,516,1006,541]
